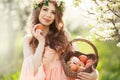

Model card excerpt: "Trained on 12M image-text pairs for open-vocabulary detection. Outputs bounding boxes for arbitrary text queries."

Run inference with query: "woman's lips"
[43,18,51,22]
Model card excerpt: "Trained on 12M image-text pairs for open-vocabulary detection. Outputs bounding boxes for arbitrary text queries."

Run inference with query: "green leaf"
[45,0,49,6]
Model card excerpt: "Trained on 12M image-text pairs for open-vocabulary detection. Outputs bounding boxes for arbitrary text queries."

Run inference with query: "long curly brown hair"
[26,2,72,55]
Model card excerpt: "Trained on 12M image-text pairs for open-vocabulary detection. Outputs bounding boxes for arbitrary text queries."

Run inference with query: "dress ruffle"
[20,56,45,80]
[20,46,77,80]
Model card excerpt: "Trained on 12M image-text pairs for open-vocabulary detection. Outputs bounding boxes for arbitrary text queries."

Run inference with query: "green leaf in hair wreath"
[33,1,40,9]
[45,0,49,6]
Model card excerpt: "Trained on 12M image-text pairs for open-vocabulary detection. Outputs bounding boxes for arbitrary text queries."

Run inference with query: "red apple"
[85,59,94,68]
[35,24,44,31]
[76,61,85,67]
[79,55,88,63]
[69,63,79,72]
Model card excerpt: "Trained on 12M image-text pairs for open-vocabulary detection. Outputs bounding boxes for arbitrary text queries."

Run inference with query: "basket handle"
[64,38,98,60]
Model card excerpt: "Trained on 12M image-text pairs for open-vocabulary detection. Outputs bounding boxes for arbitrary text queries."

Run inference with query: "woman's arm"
[23,34,33,59]
[23,26,45,74]
[30,26,45,73]
[21,33,45,80]
[23,33,44,73]
[32,39,45,73]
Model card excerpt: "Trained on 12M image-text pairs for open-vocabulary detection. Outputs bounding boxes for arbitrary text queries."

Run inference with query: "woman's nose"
[46,12,51,18]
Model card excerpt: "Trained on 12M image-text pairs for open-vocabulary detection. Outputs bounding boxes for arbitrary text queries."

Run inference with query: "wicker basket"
[61,38,99,79]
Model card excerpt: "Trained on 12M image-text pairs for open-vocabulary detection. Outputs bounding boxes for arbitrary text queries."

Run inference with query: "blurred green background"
[0,0,120,80]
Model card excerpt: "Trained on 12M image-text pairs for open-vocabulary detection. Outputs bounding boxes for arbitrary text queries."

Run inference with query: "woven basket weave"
[61,38,99,79]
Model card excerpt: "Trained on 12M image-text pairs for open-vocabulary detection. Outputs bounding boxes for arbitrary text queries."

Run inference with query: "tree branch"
[110,19,120,41]
[107,4,120,18]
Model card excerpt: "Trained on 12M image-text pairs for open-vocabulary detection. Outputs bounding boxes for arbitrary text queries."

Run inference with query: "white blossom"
[56,0,61,7]
[116,42,120,47]
[35,0,43,4]
[116,23,120,29]
[90,28,97,34]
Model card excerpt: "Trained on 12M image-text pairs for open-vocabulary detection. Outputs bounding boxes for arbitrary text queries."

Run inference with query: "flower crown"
[33,0,65,12]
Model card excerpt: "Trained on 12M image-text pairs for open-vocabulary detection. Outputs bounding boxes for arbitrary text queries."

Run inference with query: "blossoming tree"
[74,0,120,47]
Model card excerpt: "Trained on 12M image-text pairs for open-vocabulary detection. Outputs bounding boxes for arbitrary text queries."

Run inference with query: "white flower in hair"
[56,0,61,7]
[52,0,57,2]
[35,0,43,4]
[33,0,65,12]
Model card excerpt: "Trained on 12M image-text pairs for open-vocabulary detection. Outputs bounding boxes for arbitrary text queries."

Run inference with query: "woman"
[20,0,98,80]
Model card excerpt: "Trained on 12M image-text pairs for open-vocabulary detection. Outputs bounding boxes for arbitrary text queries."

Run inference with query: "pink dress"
[20,46,74,80]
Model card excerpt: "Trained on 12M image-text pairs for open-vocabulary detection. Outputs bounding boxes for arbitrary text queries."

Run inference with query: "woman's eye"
[52,11,56,15]
[43,8,48,11]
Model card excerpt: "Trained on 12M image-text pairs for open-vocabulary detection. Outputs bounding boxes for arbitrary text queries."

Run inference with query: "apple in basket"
[67,56,86,72]
[76,61,85,67]
[85,59,94,68]
[67,56,80,71]
[67,60,79,72]
[78,55,88,64]
[69,63,79,72]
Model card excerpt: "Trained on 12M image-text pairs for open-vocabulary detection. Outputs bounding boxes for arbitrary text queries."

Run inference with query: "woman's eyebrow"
[42,6,48,8]
[43,5,55,11]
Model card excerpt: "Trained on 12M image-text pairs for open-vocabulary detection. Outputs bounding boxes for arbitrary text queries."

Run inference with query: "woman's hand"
[31,24,45,42]
[77,66,98,80]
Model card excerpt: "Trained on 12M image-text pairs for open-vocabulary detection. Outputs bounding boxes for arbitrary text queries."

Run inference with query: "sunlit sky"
[63,0,96,31]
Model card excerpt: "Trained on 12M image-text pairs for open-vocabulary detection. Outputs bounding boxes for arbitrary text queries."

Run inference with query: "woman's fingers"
[36,29,42,35]
[30,26,44,42]
[31,24,39,35]
[35,29,43,40]
[92,66,96,71]
[77,72,91,80]
[77,69,98,80]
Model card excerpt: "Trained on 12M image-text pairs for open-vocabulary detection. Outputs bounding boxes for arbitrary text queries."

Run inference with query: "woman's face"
[39,2,56,26]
